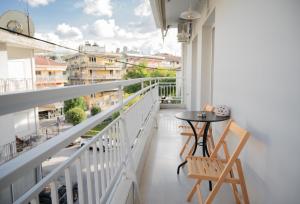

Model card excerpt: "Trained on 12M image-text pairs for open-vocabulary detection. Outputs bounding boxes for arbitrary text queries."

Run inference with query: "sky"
[0,0,181,55]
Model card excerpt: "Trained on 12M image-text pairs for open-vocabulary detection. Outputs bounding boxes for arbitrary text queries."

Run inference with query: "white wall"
[0,114,15,145]
[212,1,300,203]
[0,43,9,77]
[0,45,37,140]
[7,46,34,79]
[182,0,300,203]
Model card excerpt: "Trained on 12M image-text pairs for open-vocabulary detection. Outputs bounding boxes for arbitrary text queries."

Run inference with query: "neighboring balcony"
[0,78,33,93]
[69,74,123,81]
[36,76,67,84]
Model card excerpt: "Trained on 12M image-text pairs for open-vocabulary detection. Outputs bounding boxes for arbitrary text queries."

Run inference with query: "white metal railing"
[0,78,33,94]
[0,141,17,164]
[0,77,160,204]
[158,77,183,104]
[69,75,122,80]
[36,76,67,83]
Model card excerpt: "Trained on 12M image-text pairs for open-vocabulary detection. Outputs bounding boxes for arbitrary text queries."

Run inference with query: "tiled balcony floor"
[140,109,232,204]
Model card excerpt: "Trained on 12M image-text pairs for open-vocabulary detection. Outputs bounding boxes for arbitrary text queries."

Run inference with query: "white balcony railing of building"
[0,77,176,204]
[89,75,122,80]
[0,78,33,94]
[0,141,17,165]
[36,76,67,83]
[158,78,184,105]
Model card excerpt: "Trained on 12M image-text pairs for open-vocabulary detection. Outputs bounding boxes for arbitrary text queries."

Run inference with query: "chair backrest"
[211,120,250,162]
[204,104,214,112]
[196,104,215,133]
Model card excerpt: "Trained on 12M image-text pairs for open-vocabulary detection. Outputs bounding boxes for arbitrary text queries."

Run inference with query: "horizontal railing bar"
[0,83,157,191]
[0,77,164,116]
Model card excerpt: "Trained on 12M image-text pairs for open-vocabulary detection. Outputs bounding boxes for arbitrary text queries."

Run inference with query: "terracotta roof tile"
[35,56,66,66]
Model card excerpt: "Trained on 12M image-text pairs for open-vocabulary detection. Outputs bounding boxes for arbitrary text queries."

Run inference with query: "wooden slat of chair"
[179,104,215,157]
[196,184,203,204]
[186,120,250,204]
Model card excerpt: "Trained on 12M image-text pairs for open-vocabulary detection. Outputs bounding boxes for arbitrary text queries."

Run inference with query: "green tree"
[64,97,87,113]
[149,68,176,82]
[65,107,87,125]
[91,106,101,116]
[123,62,148,94]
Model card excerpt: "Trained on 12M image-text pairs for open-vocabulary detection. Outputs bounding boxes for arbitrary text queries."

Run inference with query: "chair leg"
[236,160,250,204]
[180,136,192,156]
[187,179,202,202]
[209,128,215,150]
[229,170,241,204]
[196,184,203,204]
[207,135,214,155]
[205,177,225,204]
[187,143,196,157]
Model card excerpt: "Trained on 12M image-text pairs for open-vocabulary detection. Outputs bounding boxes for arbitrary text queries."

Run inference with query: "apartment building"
[35,56,67,119]
[66,43,125,109]
[0,10,55,202]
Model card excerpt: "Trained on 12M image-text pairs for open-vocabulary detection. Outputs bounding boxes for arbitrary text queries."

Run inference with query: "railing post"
[118,83,141,204]
[118,85,123,107]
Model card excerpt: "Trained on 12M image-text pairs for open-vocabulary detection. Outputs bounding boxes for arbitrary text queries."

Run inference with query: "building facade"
[66,45,125,109]
[0,13,55,202]
[35,56,67,119]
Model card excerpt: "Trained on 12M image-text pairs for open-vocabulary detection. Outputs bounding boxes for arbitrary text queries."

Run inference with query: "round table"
[175,111,230,173]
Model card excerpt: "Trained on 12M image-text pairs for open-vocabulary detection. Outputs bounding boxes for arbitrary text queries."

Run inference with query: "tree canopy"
[64,97,87,113]
[123,62,176,94]
[65,107,87,125]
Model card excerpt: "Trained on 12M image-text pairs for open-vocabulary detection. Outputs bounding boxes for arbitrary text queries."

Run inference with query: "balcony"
[0,77,189,204]
[69,75,123,81]
[0,78,33,94]
[36,76,67,84]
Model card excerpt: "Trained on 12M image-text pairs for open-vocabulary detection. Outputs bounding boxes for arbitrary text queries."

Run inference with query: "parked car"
[39,183,78,204]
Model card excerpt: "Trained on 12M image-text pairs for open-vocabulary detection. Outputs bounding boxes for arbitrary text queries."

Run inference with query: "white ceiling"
[165,0,202,28]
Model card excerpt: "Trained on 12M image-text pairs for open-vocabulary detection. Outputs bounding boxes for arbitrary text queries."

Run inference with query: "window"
[110,70,113,75]
[36,71,41,75]
[89,57,96,62]
[48,71,52,76]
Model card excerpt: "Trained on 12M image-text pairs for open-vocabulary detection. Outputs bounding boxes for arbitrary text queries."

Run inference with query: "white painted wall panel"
[181,0,300,203]
[0,114,15,145]
[14,109,37,137]
[211,1,300,203]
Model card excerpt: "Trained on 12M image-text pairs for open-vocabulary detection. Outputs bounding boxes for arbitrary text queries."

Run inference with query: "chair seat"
[187,156,240,184]
[187,156,226,180]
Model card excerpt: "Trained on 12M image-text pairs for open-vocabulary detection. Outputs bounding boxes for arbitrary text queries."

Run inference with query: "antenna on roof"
[26,1,30,35]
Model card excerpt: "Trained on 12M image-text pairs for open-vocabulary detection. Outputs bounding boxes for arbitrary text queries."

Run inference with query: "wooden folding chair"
[186,120,250,204]
[179,105,215,157]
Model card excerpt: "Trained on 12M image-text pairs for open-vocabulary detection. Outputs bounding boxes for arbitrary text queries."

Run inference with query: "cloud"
[35,20,180,56]
[134,0,151,17]
[24,0,55,7]
[55,23,83,40]
[90,19,156,41]
[83,0,112,17]
[92,19,117,38]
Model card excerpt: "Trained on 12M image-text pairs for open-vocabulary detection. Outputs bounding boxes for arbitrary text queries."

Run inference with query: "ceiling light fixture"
[180,0,201,20]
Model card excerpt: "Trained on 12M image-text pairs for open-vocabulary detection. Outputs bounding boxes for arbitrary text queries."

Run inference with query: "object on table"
[214,105,230,116]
